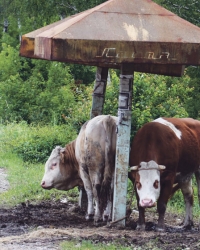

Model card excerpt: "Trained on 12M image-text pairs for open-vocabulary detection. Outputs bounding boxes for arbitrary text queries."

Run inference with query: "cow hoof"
[94,220,100,226]
[103,215,111,222]
[103,215,108,222]
[94,216,103,225]
[94,219,103,226]
[85,214,94,221]
[136,224,145,231]
[183,224,193,230]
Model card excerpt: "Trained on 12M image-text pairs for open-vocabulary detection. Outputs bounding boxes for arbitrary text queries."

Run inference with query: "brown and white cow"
[41,115,117,224]
[129,117,200,231]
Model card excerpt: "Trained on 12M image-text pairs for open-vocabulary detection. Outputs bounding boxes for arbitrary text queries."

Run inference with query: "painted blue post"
[112,65,133,226]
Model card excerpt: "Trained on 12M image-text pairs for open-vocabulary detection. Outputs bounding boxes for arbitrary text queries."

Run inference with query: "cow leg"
[136,192,146,230]
[156,199,167,232]
[103,200,112,222]
[180,178,194,229]
[156,178,174,232]
[93,183,102,225]
[103,175,114,222]
[195,169,200,206]
[137,206,145,230]
[79,167,94,220]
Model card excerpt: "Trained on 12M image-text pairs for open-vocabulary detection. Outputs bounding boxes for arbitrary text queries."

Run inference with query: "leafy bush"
[0,122,77,163]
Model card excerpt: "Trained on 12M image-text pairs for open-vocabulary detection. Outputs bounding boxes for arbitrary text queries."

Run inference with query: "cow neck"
[63,140,79,172]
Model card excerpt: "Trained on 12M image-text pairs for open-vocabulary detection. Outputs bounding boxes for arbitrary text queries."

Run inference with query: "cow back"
[130,121,180,172]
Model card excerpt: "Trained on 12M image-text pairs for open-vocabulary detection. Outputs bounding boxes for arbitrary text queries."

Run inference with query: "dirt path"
[0,168,200,250]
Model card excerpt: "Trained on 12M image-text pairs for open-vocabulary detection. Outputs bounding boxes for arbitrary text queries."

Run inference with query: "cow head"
[41,145,81,191]
[130,160,165,208]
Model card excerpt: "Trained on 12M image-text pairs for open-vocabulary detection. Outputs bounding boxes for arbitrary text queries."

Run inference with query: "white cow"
[41,115,117,224]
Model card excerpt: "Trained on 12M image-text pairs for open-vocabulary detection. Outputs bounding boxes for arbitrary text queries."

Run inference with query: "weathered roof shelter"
[20,0,200,226]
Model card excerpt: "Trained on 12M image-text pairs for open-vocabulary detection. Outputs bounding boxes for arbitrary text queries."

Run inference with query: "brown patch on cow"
[60,141,79,173]
[59,140,83,189]
[136,181,142,190]
[134,172,141,190]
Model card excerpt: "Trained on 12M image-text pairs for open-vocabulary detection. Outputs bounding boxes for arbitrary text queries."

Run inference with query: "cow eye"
[153,180,159,189]
[51,163,57,170]
[136,181,142,190]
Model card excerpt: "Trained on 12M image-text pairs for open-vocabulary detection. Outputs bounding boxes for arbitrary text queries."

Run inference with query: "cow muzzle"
[140,199,156,208]
[41,180,52,190]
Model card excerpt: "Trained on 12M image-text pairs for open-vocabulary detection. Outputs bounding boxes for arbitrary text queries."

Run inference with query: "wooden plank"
[90,67,108,118]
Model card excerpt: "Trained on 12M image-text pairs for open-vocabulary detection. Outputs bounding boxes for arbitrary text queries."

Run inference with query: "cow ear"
[128,171,135,183]
[130,166,138,171]
[60,148,65,162]
[158,165,166,170]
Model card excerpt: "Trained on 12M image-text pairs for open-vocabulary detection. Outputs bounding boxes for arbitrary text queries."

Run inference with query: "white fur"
[153,118,182,139]
[136,161,161,207]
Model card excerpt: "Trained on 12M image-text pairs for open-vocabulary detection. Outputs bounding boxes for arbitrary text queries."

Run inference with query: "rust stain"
[20,37,35,58]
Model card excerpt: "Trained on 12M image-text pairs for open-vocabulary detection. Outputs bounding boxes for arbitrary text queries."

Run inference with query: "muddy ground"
[0,170,200,249]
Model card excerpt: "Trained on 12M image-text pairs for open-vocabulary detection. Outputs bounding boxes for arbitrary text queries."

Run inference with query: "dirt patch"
[0,199,199,250]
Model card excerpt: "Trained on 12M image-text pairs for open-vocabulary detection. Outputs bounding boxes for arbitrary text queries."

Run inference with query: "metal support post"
[112,64,133,227]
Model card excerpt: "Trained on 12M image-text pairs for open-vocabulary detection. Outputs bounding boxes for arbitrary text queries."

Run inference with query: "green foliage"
[184,66,200,119]
[131,72,191,134]
[69,64,96,85]
[60,240,133,250]
[103,70,119,116]
[0,122,77,163]
[0,0,107,36]
[32,61,75,125]
[154,0,200,27]
[0,44,92,125]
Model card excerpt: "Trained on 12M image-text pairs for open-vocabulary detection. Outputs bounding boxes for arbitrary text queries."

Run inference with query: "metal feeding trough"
[20,0,200,226]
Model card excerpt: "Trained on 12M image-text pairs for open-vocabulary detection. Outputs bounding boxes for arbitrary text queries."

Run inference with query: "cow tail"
[99,116,115,215]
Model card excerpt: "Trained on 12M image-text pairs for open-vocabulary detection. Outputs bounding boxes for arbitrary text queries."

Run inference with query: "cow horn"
[130,166,138,171]
[158,165,166,170]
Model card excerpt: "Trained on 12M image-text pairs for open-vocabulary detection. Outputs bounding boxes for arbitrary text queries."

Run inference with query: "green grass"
[0,121,77,163]
[60,240,133,250]
[60,240,162,250]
